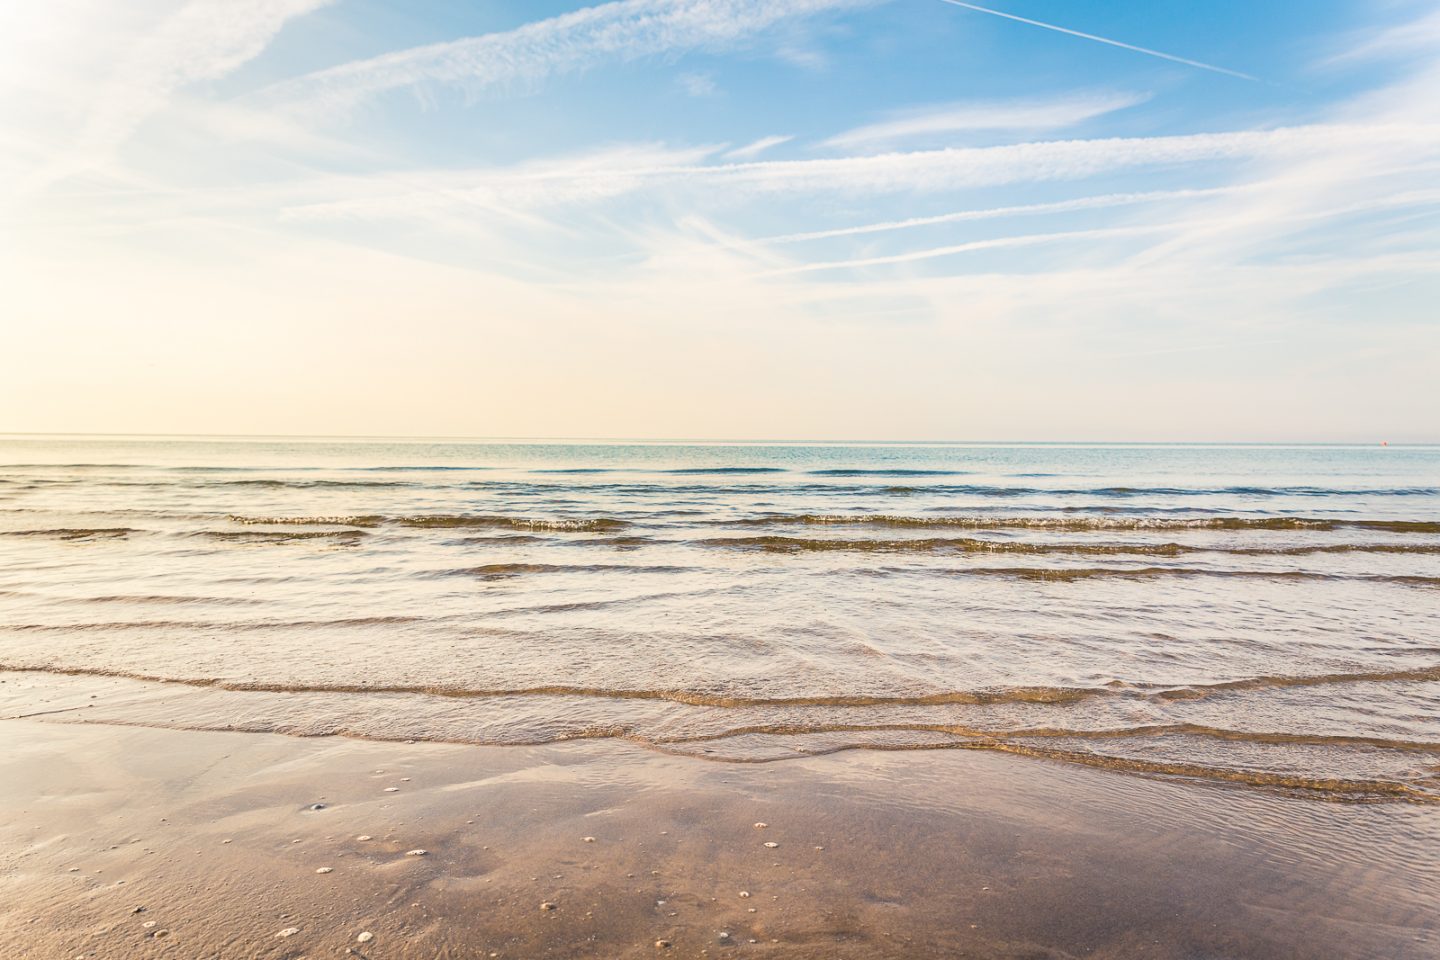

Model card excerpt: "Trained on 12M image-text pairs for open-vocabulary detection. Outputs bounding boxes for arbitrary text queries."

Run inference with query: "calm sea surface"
[2,436,1438,801]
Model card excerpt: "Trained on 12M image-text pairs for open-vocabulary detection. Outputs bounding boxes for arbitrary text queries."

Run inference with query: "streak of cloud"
[723,135,795,160]
[274,124,1432,220]
[761,224,1163,274]
[264,0,879,115]
[822,91,1148,149]
[759,188,1234,243]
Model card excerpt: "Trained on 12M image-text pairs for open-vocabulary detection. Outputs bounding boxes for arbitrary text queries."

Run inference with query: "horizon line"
[0,431,1430,447]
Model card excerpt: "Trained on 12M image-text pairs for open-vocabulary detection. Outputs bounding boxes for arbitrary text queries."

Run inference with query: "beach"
[2,716,1428,955]
[3,437,1439,957]
[5,718,1437,959]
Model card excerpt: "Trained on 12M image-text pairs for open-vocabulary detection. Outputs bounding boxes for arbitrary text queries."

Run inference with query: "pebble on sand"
[357,835,372,841]
[763,841,778,848]
[540,902,557,912]
[316,867,334,874]
[406,849,428,857]
[583,836,596,843]
[655,940,672,949]
[718,931,732,941]
[753,822,768,829]
[276,927,300,938]
[357,932,373,943]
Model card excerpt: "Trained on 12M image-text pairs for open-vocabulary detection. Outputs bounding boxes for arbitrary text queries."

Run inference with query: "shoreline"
[6,669,1437,805]
[4,718,1436,958]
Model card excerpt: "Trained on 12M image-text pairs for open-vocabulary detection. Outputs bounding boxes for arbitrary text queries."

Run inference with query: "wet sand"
[2,719,1436,959]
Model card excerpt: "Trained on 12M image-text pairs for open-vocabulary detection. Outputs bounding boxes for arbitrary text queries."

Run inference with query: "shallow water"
[2,436,1438,800]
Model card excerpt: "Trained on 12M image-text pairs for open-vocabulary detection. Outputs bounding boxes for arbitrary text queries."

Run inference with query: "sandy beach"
[4,439,1439,957]
[3,717,1435,959]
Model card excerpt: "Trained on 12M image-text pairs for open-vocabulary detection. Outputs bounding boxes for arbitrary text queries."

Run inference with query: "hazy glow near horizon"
[2,0,1438,441]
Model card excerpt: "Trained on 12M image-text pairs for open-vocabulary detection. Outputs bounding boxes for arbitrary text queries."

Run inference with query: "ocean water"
[2,436,1438,801]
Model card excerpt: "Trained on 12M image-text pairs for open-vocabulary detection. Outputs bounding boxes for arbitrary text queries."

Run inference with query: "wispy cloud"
[759,188,1233,243]
[936,0,1257,81]
[277,142,726,221]
[822,91,1148,150]
[678,71,719,96]
[723,134,794,160]
[28,0,333,191]
[1119,39,1440,273]
[761,224,1163,275]
[276,124,1434,220]
[1327,6,1440,64]
[264,0,878,115]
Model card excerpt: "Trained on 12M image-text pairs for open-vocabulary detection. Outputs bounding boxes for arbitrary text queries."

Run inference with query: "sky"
[1,0,1438,442]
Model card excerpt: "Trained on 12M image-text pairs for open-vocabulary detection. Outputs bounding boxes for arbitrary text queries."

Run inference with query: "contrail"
[936,0,1257,81]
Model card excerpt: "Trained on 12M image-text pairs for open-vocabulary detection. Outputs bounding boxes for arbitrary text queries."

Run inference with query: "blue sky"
[2,0,1438,440]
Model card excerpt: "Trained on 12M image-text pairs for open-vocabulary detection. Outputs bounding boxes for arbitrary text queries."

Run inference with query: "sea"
[2,436,1437,802]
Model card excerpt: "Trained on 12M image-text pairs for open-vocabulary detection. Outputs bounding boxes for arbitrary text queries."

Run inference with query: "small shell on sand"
[142,921,157,929]
[316,867,333,874]
[406,849,428,857]
[383,787,399,793]
[276,927,300,938]
[540,902,557,911]
[655,940,672,949]
[356,932,373,943]
[221,839,232,844]
[763,841,778,848]
[583,836,596,843]
[753,822,768,829]
[718,931,732,941]
[739,891,750,898]
[357,835,372,841]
